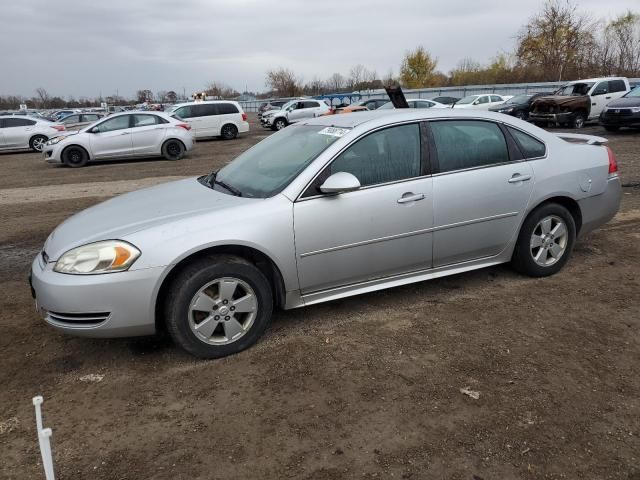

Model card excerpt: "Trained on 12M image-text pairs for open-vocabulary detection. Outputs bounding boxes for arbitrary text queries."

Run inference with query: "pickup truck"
[529,77,630,128]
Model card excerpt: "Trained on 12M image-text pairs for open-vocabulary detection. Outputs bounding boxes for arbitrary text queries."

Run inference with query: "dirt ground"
[1,115,639,480]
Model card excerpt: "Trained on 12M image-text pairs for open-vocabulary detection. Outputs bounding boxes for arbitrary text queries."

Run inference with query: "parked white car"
[377,99,450,110]
[261,99,331,130]
[167,101,249,140]
[452,94,509,110]
[42,112,193,167]
[0,115,65,152]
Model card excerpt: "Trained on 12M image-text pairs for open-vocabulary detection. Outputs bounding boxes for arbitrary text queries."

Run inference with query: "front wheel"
[515,111,526,120]
[572,113,586,129]
[62,146,88,167]
[162,139,185,160]
[512,203,576,277]
[164,255,273,359]
[272,118,287,131]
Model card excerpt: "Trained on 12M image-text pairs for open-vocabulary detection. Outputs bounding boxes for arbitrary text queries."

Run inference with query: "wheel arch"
[153,244,286,333]
[525,195,583,234]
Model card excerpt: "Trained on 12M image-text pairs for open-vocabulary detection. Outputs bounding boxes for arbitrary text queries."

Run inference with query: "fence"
[238,81,569,112]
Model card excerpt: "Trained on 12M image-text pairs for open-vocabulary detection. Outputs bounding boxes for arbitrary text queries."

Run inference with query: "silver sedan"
[31,110,621,358]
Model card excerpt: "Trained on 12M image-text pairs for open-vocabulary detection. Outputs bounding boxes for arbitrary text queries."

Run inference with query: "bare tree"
[265,68,301,97]
[35,88,49,108]
[599,11,640,76]
[516,0,595,81]
[326,72,346,92]
[205,81,238,99]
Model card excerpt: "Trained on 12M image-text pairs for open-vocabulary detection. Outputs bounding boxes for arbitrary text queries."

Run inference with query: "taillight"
[52,125,65,131]
[177,123,191,131]
[242,113,247,121]
[606,146,618,174]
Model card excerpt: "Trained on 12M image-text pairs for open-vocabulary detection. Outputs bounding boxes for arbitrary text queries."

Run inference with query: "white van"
[168,101,249,140]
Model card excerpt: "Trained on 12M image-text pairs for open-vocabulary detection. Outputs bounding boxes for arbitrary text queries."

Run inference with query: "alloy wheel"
[188,277,258,345]
[530,215,568,267]
[32,137,46,151]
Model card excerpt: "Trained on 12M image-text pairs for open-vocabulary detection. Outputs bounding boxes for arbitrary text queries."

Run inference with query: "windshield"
[625,86,640,97]
[555,82,594,96]
[506,95,532,104]
[214,125,347,198]
[456,95,479,105]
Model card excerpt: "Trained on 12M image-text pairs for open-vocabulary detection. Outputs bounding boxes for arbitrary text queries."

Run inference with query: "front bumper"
[529,112,573,123]
[600,111,640,127]
[578,175,622,237]
[42,144,63,163]
[30,255,164,338]
[260,116,275,127]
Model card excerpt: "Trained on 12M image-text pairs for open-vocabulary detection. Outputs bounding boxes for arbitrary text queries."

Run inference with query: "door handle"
[119,132,130,135]
[397,193,425,204]
[508,174,532,183]
[605,96,611,99]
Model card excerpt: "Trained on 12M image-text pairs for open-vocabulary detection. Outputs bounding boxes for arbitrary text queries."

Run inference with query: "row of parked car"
[257,76,640,132]
[0,99,251,167]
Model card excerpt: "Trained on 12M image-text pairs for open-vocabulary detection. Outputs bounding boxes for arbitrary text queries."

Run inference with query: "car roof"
[300,108,520,129]
[172,100,239,107]
[0,114,47,121]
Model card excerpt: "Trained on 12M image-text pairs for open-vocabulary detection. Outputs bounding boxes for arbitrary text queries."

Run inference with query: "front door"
[429,120,534,267]
[590,81,611,119]
[89,115,133,158]
[130,114,167,155]
[294,122,433,293]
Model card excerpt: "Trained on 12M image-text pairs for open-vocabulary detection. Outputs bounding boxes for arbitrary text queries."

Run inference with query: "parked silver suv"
[261,99,330,130]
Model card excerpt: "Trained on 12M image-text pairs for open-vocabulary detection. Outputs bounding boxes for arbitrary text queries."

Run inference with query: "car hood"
[533,95,588,107]
[44,177,248,260]
[262,108,282,115]
[605,97,640,108]
[489,102,524,111]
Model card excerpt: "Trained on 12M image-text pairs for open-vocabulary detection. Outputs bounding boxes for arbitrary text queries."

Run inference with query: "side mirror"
[319,172,361,194]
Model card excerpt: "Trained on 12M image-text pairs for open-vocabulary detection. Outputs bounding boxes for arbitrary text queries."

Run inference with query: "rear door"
[429,120,534,267]
[216,102,239,134]
[88,115,133,158]
[130,114,167,155]
[196,103,221,137]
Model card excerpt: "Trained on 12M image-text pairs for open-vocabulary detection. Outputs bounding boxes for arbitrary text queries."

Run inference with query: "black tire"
[62,145,88,167]
[29,135,48,152]
[604,126,620,132]
[511,203,576,277]
[515,111,526,120]
[220,124,238,140]
[162,139,185,160]
[164,255,273,359]
[572,112,586,129]
[272,118,287,131]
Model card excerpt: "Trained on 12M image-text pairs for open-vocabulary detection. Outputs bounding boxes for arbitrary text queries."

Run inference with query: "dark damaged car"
[529,77,630,129]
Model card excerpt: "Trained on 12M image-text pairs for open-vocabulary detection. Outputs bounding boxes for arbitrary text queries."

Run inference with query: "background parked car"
[377,98,449,109]
[488,93,546,120]
[530,77,630,128]
[258,100,288,117]
[599,85,640,131]
[428,96,460,105]
[42,112,193,167]
[260,99,330,130]
[353,98,389,110]
[58,112,104,131]
[0,115,65,152]
[452,94,508,110]
[168,101,249,140]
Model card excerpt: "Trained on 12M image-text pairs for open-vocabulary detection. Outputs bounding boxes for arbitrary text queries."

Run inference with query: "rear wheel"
[220,124,238,140]
[164,255,273,359]
[512,203,576,277]
[30,135,48,152]
[162,139,185,160]
[62,146,88,167]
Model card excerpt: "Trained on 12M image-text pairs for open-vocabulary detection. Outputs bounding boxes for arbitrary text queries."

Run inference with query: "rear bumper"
[578,176,622,237]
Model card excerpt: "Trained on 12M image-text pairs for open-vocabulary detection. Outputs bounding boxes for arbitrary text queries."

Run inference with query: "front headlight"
[54,240,141,274]
[46,136,67,145]
[500,107,514,113]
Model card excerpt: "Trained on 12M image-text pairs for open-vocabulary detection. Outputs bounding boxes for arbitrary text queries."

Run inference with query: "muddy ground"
[1,115,639,479]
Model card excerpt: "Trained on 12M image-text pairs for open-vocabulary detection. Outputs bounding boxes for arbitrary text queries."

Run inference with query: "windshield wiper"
[203,171,242,196]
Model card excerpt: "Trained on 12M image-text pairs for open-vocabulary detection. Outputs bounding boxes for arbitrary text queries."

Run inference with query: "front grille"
[534,104,557,113]
[46,311,110,326]
[605,109,633,117]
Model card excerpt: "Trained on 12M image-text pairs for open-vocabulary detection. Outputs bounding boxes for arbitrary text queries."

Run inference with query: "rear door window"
[507,127,546,159]
[218,103,239,114]
[491,95,502,102]
[4,118,36,127]
[430,120,510,173]
[609,80,627,93]
[133,114,161,127]
[62,115,81,124]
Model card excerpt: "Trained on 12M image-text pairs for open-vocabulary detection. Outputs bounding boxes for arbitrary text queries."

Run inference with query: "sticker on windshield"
[318,127,349,137]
